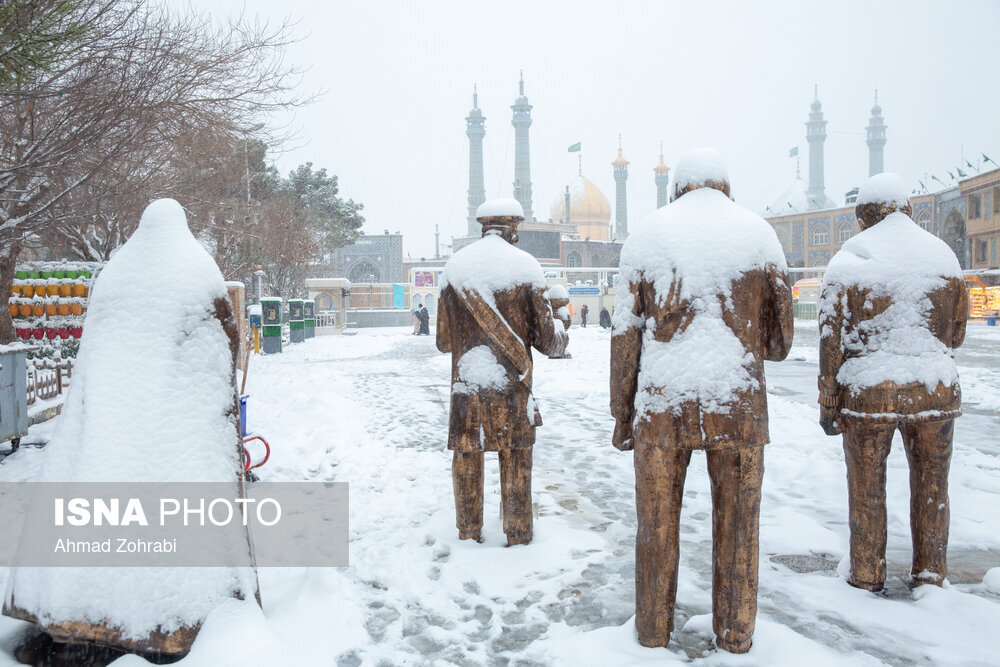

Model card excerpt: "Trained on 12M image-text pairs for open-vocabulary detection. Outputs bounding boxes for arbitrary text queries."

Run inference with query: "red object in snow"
[57,327,69,339]
[17,327,31,340]
[70,327,83,339]
[31,328,44,340]
[242,435,271,472]
[45,327,57,339]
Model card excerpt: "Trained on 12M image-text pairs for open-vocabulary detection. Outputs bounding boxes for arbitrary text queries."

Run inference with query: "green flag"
[788,146,798,158]
[983,153,995,166]
[956,167,967,178]
[568,142,581,153]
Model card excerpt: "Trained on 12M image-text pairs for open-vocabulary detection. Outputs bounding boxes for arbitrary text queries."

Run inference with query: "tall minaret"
[654,141,670,209]
[806,85,829,210]
[511,71,533,220]
[465,85,486,236]
[612,134,629,239]
[866,90,887,176]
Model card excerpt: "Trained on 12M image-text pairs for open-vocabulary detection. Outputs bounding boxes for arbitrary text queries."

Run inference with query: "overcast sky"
[192,0,999,259]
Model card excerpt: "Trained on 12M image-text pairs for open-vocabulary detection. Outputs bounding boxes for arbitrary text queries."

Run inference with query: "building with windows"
[960,167,1000,269]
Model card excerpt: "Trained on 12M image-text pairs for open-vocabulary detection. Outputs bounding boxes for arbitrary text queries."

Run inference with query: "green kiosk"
[261,297,282,354]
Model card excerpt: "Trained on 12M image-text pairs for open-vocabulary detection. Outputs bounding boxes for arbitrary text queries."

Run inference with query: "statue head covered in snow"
[671,146,731,201]
[854,172,912,230]
[475,197,523,244]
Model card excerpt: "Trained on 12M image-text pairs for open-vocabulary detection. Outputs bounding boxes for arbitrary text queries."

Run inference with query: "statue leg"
[842,422,895,591]
[901,420,953,587]
[707,445,763,654]
[634,442,691,648]
[499,447,533,546]
[453,450,484,541]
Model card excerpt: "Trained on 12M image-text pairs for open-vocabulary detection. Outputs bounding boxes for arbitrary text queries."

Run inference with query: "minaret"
[866,90,887,176]
[434,224,440,259]
[511,71,533,220]
[465,85,486,236]
[806,85,829,210]
[612,134,629,239]
[654,141,670,209]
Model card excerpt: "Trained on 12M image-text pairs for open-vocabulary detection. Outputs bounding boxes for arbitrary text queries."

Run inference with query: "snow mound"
[545,284,568,300]
[5,198,256,642]
[985,567,1000,594]
[856,172,909,208]
[822,212,963,392]
[671,147,728,197]
[455,346,508,394]
[441,233,545,302]
[476,198,524,219]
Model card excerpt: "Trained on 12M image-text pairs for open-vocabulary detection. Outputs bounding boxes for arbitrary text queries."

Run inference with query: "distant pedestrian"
[580,304,589,327]
[412,304,420,334]
[599,307,611,329]
[417,304,430,335]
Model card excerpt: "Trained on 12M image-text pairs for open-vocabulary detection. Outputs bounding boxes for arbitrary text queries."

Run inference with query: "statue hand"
[820,405,844,436]
[613,420,634,451]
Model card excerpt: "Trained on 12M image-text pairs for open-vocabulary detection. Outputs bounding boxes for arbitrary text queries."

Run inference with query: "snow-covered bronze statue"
[819,173,967,592]
[545,283,572,358]
[4,199,258,656]
[610,148,793,653]
[437,198,567,546]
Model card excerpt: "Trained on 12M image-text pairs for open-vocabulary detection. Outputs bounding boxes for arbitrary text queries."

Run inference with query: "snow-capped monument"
[437,197,566,546]
[611,147,793,653]
[3,199,258,655]
[819,172,967,592]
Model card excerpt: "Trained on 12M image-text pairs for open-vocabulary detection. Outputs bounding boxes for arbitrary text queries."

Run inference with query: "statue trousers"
[841,418,953,591]
[634,442,763,654]
[453,448,533,545]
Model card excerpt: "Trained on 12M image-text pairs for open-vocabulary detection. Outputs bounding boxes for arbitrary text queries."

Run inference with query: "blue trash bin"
[987,316,997,327]
[239,394,249,437]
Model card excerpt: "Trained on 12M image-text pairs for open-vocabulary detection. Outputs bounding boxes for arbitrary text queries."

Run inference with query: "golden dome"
[550,174,612,240]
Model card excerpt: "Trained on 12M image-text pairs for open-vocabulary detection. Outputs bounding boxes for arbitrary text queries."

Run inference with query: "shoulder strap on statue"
[453,287,532,381]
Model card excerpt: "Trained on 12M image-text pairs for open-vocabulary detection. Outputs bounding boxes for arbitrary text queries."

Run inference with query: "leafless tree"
[0,0,306,342]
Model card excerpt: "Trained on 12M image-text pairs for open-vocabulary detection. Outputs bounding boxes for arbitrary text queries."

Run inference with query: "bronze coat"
[437,283,565,451]
[818,276,968,421]
[611,266,793,450]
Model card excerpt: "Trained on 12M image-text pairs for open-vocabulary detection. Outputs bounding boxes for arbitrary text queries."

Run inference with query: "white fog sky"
[189,0,999,259]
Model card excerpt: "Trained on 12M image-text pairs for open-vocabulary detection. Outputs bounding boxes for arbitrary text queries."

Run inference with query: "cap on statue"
[855,172,911,229]
[671,147,731,201]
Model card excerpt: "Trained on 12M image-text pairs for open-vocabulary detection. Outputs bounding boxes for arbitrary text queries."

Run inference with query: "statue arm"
[610,276,644,450]
[951,277,969,349]
[528,286,567,357]
[818,283,845,434]
[765,265,795,362]
[436,292,451,353]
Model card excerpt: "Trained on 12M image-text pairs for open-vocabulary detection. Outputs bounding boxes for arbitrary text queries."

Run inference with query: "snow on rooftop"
[763,178,811,217]
[5,198,256,641]
[476,198,524,220]
[856,172,909,208]
[671,147,728,198]
[441,233,544,301]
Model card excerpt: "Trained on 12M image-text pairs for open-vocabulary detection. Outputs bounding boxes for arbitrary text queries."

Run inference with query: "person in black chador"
[599,307,611,329]
[417,304,430,335]
[580,304,589,327]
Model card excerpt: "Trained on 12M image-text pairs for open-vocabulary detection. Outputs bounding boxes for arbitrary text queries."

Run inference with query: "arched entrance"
[349,259,382,284]
[941,209,968,268]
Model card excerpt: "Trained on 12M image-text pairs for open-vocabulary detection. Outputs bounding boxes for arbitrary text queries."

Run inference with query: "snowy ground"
[1,321,999,666]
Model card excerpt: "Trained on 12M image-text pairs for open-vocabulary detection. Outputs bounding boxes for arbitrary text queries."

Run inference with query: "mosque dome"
[550,174,612,240]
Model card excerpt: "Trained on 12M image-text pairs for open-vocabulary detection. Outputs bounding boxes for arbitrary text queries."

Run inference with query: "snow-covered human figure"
[437,198,567,545]
[599,307,611,329]
[3,199,258,656]
[610,148,793,653]
[580,303,589,327]
[818,173,967,592]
